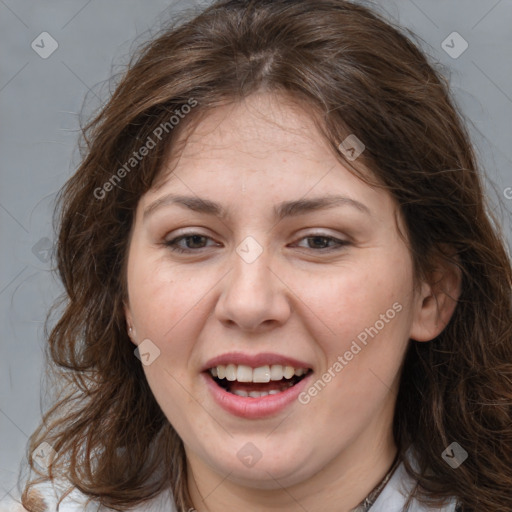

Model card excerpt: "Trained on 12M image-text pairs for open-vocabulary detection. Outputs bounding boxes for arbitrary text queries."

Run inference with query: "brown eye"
[294,235,350,251]
[164,234,216,253]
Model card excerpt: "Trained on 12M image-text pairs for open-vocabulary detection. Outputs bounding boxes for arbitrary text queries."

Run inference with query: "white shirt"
[370,459,459,511]
[2,459,459,512]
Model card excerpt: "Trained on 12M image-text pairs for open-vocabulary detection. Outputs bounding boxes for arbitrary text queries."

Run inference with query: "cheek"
[127,255,223,393]
[130,263,207,422]
[127,248,206,340]
[297,256,412,349]
[294,259,413,428]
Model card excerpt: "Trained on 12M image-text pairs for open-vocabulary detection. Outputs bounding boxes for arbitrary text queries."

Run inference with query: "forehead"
[153,93,368,189]
[143,92,396,222]
[176,93,331,166]
[131,94,409,258]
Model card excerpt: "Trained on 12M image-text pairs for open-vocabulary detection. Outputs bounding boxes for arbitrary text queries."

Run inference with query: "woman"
[19,0,512,511]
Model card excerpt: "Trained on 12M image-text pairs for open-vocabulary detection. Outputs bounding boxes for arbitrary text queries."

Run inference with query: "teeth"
[253,365,270,383]
[225,364,237,381]
[236,364,253,382]
[283,366,295,379]
[270,364,283,381]
[210,363,309,383]
[231,382,295,398]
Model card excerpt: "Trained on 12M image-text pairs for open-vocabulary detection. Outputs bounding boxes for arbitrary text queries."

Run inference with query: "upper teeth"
[210,364,307,382]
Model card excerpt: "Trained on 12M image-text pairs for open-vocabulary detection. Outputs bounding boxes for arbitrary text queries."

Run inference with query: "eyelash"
[163,233,350,254]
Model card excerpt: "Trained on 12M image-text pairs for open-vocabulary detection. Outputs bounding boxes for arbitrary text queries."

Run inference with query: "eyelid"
[163,231,218,253]
[292,233,350,251]
[163,229,351,254]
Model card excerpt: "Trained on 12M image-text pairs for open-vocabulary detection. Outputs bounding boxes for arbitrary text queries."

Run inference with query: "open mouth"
[207,364,312,398]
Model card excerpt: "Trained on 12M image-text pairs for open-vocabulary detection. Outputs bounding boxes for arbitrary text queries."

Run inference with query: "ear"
[409,251,462,342]
[123,299,137,346]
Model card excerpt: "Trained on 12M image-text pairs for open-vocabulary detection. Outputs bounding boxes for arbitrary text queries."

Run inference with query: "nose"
[214,239,292,332]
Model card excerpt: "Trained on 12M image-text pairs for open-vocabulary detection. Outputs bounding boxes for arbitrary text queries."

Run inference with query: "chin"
[198,440,321,489]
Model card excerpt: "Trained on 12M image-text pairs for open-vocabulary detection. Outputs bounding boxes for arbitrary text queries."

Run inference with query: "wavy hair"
[21,1,512,511]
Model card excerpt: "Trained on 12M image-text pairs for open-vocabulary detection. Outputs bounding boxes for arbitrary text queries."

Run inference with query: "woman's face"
[124,93,428,490]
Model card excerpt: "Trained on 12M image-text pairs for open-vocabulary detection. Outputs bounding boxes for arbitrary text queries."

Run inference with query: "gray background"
[1,0,511,505]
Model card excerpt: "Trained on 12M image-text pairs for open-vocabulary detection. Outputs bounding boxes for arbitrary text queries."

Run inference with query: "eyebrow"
[143,193,371,222]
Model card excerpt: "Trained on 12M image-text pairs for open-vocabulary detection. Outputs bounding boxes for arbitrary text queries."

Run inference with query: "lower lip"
[203,372,312,419]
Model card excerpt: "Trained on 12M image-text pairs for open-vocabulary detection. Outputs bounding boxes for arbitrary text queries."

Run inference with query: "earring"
[128,326,133,334]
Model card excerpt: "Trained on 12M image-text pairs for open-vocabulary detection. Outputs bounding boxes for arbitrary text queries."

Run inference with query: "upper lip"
[201,352,313,372]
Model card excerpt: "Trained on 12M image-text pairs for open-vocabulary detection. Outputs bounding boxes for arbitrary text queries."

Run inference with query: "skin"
[124,92,460,512]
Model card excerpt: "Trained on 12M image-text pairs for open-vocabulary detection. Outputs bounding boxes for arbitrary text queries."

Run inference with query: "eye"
[164,233,219,253]
[292,234,350,251]
[163,232,349,254]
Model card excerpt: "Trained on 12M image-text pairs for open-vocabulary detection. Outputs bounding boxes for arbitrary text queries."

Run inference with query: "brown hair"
[21,1,512,511]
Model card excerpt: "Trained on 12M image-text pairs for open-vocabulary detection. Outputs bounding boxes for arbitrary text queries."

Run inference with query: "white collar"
[108,458,459,512]
[15,457,458,512]
[370,458,458,511]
